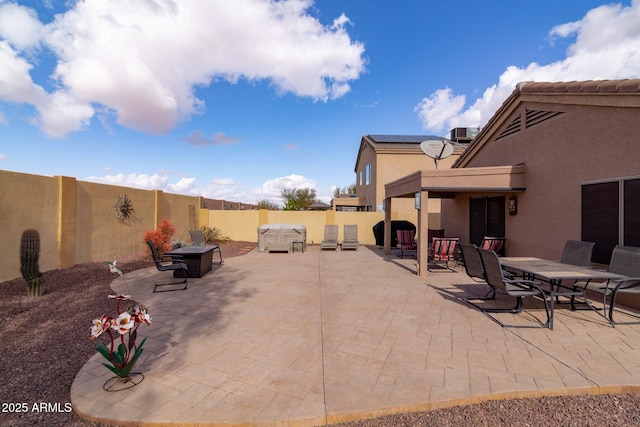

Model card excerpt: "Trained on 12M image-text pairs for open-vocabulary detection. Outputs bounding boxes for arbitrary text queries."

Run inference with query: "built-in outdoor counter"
[257,223,307,252]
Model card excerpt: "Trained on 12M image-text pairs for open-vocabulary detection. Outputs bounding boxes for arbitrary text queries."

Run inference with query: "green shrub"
[200,226,230,244]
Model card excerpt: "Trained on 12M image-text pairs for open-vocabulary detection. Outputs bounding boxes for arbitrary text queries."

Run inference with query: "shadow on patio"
[71,245,640,426]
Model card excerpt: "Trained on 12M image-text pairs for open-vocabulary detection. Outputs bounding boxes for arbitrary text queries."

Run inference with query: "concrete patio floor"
[71,245,640,426]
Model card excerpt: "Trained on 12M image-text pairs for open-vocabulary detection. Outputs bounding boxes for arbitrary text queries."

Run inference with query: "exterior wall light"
[509,195,518,215]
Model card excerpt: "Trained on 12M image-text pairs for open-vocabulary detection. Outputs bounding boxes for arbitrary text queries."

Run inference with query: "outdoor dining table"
[500,257,626,286]
[499,257,628,325]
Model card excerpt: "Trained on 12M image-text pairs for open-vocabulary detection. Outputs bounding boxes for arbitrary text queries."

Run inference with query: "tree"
[332,184,357,198]
[257,199,280,210]
[281,187,318,210]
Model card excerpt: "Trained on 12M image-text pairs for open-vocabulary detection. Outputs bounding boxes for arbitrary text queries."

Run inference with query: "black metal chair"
[574,245,640,325]
[470,248,552,329]
[561,240,595,267]
[146,239,188,293]
[189,230,223,264]
[459,242,495,300]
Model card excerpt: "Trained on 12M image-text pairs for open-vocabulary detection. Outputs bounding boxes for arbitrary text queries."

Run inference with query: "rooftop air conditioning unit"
[451,127,479,141]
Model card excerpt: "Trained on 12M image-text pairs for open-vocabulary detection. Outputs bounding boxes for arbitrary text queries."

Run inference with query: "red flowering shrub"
[143,218,176,257]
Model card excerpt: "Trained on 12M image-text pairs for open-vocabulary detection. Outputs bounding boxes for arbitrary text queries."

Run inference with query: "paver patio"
[71,245,640,426]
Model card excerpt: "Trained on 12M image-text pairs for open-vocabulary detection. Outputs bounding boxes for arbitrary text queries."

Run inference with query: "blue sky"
[1,0,640,205]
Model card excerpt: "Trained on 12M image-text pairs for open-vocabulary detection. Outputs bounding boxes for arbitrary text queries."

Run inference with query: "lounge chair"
[189,230,223,264]
[146,239,188,293]
[320,225,339,250]
[428,237,459,271]
[574,245,640,325]
[341,225,358,251]
[474,248,552,329]
[396,229,417,258]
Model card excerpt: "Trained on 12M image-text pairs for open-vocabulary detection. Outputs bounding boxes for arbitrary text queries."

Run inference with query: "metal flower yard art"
[91,261,151,391]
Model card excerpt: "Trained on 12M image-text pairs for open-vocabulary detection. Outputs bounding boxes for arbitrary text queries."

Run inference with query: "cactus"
[20,229,45,297]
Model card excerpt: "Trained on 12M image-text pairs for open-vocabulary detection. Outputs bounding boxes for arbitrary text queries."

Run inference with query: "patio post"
[383,197,392,254]
[417,189,429,278]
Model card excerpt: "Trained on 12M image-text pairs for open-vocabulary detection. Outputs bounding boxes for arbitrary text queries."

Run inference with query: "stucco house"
[354,135,468,212]
[383,79,640,278]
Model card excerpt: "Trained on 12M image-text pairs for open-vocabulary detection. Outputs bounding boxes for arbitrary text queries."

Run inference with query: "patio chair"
[396,229,417,258]
[320,225,339,250]
[573,245,640,325]
[473,248,552,329]
[341,225,358,251]
[480,236,506,256]
[146,239,188,293]
[561,240,595,267]
[428,237,459,271]
[189,230,223,264]
[459,242,495,300]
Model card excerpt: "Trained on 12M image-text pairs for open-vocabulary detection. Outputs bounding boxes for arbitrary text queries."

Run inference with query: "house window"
[581,177,640,264]
[365,163,371,185]
[359,171,363,186]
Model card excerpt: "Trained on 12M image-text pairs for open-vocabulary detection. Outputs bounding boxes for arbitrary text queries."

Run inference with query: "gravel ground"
[1,241,639,426]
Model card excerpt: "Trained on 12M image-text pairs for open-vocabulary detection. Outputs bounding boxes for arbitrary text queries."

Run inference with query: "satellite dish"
[420,139,454,169]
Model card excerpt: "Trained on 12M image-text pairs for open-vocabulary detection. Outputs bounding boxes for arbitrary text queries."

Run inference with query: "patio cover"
[383,164,526,278]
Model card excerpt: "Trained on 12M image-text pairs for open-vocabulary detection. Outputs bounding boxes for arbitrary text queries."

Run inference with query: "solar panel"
[368,135,443,143]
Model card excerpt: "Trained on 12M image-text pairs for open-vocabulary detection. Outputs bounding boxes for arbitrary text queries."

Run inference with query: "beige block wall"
[1,171,60,280]
[75,182,153,264]
[1,171,200,282]
[207,210,261,242]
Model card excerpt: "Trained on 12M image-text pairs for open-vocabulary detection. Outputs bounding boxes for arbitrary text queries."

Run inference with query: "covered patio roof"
[384,163,526,199]
[383,164,526,278]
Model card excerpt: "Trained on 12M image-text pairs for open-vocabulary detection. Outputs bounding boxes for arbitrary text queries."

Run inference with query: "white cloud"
[85,173,171,190]
[416,0,640,133]
[83,171,245,199]
[251,173,317,202]
[0,40,47,105]
[0,0,365,138]
[0,3,42,50]
[82,170,333,204]
[180,130,241,147]
[0,152,8,161]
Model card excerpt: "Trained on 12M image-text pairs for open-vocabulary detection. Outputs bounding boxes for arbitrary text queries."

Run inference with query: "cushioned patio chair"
[320,225,339,250]
[428,237,459,271]
[189,229,223,264]
[561,240,595,267]
[573,245,640,325]
[341,225,358,251]
[396,229,417,259]
[146,239,188,293]
[480,236,506,256]
[473,248,552,329]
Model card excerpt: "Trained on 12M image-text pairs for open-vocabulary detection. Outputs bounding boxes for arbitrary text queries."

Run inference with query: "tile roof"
[517,79,640,94]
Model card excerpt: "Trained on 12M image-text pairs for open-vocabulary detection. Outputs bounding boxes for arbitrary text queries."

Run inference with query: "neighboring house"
[384,79,640,278]
[353,135,468,212]
[201,198,257,210]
